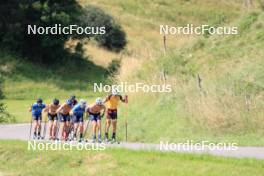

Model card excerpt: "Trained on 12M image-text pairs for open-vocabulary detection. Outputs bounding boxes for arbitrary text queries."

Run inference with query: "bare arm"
[28,106,32,112]
[120,95,126,103]
[103,95,110,104]
[85,107,90,116]
[101,105,106,117]
[43,105,49,113]
[56,104,64,114]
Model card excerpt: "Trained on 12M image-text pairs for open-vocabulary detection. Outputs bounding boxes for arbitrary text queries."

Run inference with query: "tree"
[79,6,127,51]
[0,76,13,123]
[0,1,127,64]
[0,0,82,63]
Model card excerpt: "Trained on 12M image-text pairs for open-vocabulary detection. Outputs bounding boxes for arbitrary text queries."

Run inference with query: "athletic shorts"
[107,109,117,120]
[89,113,101,122]
[32,114,42,121]
[59,113,70,122]
[73,114,84,123]
[48,113,58,121]
[70,115,74,123]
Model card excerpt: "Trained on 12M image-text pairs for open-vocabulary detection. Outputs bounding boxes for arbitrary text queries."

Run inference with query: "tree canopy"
[0,0,127,63]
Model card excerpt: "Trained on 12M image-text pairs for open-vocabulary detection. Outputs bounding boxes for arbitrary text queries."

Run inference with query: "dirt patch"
[0,171,14,176]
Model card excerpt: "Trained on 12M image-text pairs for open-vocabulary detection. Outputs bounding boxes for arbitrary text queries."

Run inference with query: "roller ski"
[32,132,38,140]
[98,135,102,143]
[110,138,120,144]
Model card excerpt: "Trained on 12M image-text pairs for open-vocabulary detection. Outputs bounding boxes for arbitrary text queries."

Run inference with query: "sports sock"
[105,133,108,139]
[80,133,83,139]
[37,132,40,136]
[93,134,96,139]
[112,132,116,139]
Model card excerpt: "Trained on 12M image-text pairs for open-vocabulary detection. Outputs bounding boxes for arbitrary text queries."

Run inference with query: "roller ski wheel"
[110,139,120,144]
[98,138,102,143]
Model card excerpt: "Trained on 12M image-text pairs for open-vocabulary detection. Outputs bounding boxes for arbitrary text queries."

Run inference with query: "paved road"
[1,123,264,159]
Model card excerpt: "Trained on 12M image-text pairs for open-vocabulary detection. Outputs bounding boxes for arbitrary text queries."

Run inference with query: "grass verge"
[0,140,264,176]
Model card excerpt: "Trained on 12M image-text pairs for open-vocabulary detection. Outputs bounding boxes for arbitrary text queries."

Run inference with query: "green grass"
[0,140,264,176]
[86,0,241,51]
[1,1,264,146]
[0,50,109,100]
[124,11,264,145]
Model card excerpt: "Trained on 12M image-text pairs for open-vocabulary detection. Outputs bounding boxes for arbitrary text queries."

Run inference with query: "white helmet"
[95,97,103,105]
[79,99,87,107]
[112,89,119,96]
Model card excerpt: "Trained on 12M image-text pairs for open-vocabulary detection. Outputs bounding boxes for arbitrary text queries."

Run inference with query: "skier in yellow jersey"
[104,89,126,142]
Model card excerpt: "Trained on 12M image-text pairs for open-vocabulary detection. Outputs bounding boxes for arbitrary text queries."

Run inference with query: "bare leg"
[74,123,79,138]
[61,122,65,140]
[112,119,117,133]
[79,122,84,134]
[65,121,70,139]
[37,120,42,137]
[49,120,53,139]
[52,120,57,139]
[105,119,111,140]
[112,119,117,140]
[97,120,101,137]
[97,120,102,142]
[105,119,111,134]
[33,120,38,134]
[92,121,97,137]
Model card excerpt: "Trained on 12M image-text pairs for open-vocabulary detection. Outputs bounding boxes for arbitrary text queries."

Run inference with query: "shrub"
[0,1,126,64]
[79,6,127,51]
[0,76,14,123]
[105,59,121,77]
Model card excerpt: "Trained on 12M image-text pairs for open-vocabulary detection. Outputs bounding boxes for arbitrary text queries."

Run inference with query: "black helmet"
[70,95,76,100]
[37,98,43,104]
[53,99,59,105]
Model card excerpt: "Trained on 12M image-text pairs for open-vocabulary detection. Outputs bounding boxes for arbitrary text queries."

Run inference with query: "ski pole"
[83,118,91,139]
[28,117,33,141]
[125,95,128,142]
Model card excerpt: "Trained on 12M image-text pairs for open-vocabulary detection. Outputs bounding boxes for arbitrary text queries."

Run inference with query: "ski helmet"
[79,99,87,107]
[37,98,43,104]
[53,99,59,105]
[95,98,103,105]
[66,99,72,105]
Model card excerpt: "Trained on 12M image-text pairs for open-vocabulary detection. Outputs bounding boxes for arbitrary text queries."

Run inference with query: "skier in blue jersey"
[70,99,88,141]
[29,98,46,139]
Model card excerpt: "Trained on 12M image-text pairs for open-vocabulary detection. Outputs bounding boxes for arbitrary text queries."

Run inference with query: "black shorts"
[59,113,70,122]
[48,113,58,121]
[73,114,84,123]
[107,109,117,120]
[32,114,42,121]
[89,113,101,122]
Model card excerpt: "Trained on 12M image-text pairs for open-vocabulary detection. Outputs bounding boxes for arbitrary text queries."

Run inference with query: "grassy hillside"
[0,141,264,176]
[1,0,264,145]
[119,11,264,145]
[0,49,109,122]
